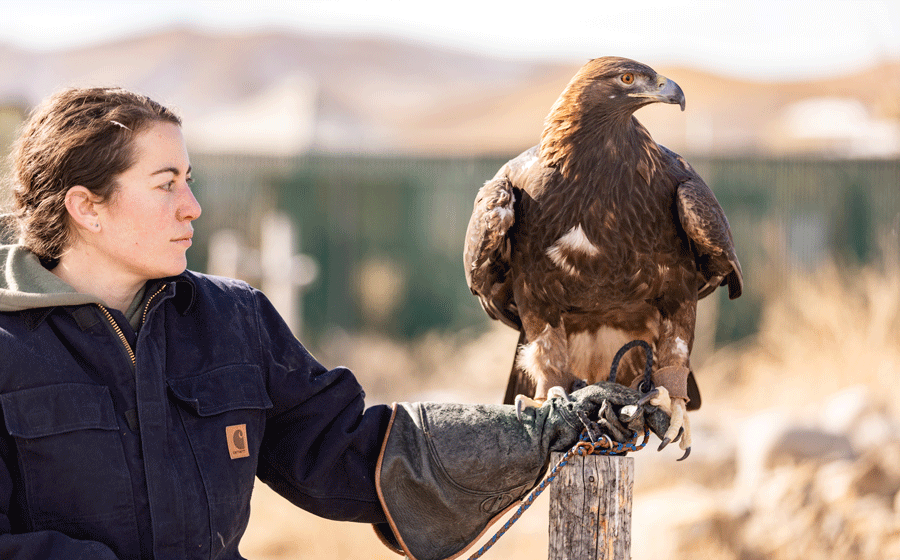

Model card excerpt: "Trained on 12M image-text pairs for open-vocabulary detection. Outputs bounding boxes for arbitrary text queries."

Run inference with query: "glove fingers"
[575,381,648,408]
[619,405,647,435]
[564,381,673,446]
[598,401,630,442]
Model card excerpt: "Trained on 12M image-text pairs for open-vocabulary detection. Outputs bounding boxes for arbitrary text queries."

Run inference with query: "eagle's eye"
[621,73,635,85]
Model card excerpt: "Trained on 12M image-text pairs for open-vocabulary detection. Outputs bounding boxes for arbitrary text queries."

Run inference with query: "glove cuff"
[374,402,548,560]
[372,522,404,556]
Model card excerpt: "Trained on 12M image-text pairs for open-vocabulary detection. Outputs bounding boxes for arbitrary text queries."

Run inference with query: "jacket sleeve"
[0,436,119,559]
[250,289,393,523]
[0,533,119,560]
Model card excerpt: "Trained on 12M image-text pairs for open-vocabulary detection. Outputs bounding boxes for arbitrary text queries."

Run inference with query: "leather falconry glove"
[372,381,670,560]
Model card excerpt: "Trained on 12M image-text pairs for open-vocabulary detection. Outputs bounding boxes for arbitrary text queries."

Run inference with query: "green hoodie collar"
[0,244,103,312]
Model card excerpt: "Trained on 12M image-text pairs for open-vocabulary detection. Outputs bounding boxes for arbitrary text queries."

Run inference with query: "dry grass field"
[240,245,900,560]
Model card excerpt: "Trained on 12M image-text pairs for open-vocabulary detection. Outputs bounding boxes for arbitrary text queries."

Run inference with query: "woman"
[0,87,664,560]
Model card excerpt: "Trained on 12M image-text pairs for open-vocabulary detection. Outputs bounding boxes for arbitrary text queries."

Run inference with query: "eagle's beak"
[654,75,686,111]
[630,75,686,111]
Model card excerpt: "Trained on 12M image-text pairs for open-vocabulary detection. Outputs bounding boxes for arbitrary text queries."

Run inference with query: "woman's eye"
[621,73,635,85]
[160,176,192,191]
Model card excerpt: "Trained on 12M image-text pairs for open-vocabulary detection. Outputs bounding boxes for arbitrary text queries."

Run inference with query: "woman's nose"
[177,183,202,222]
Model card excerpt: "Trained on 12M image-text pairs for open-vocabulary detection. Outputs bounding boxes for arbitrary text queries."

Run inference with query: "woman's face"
[91,121,201,283]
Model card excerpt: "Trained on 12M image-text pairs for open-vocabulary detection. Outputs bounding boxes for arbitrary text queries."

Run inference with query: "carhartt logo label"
[226,424,249,459]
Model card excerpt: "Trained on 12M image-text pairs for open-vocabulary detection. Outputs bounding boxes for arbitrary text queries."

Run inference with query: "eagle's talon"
[636,388,660,409]
[546,386,569,401]
[658,437,671,452]
[657,398,692,460]
[514,394,546,422]
[619,388,662,426]
[620,404,640,423]
[514,387,569,422]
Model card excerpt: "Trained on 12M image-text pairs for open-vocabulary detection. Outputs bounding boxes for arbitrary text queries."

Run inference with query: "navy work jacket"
[0,271,392,559]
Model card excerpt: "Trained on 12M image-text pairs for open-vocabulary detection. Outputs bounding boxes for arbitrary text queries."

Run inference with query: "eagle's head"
[570,56,685,115]
[541,56,685,169]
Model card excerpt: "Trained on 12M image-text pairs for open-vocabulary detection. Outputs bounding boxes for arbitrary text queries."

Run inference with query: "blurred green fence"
[188,153,900,346]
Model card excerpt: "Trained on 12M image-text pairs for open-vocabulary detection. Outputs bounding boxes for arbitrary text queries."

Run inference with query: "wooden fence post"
[548,453,634,560]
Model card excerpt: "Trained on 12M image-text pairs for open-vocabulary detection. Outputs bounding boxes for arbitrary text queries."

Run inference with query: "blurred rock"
[770,427,856,465]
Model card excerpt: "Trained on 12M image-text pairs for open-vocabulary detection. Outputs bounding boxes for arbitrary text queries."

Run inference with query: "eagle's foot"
[595,400,633,442]
[651,387,692,461]
[514,386,570,421]
[514,394,545,421]
[546,385,570,400]
[619,388,661,424]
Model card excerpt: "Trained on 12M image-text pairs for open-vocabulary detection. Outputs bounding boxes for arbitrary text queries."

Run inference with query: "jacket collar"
[21,307,55,330]
[21,272,198,330]
[164,272,196,315]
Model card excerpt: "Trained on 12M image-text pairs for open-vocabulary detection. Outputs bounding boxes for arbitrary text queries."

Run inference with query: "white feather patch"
[520,152,539,170]
[546,246,578,275]
[557,224,600,256]
[495,202,514,222]
[546,224,600,275]
[516,338,553,380]
[675,337,690,358]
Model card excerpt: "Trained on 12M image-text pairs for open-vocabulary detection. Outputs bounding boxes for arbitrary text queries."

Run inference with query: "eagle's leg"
[513,322,575,420]
[654,313,697,460]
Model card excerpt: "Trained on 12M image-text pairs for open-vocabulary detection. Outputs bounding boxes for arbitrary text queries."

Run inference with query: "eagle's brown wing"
[463,147,542,330]
[663,146,743,300]
[465,147,549,405]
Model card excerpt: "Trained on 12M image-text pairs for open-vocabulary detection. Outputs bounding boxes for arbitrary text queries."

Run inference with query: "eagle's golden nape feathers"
[463,56,742,460]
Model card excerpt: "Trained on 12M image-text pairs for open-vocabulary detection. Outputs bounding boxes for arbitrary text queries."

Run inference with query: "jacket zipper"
[97,304,136,368]
[96,284,169,369]
[140,284,168,328]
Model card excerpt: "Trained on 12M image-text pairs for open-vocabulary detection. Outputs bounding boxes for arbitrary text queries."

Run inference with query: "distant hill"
[1,27,898,157]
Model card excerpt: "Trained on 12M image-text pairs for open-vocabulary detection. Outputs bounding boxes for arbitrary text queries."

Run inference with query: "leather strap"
[630,365,691,404]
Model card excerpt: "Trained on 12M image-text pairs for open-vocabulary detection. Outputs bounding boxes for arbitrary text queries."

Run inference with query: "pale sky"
[0,0,898,81]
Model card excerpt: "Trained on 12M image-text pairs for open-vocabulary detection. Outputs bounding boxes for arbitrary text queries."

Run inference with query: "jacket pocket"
[168,364,272,553]
[168,364,273,504]
[0,384,136,530]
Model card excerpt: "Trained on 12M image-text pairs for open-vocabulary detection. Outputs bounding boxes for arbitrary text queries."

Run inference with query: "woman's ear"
[64,186,102,232]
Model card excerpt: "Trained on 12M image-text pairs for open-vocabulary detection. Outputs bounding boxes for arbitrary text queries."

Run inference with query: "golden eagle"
[463,57,742,459]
